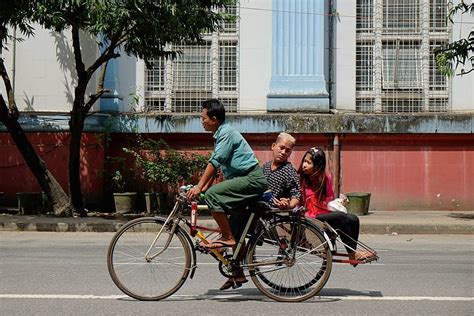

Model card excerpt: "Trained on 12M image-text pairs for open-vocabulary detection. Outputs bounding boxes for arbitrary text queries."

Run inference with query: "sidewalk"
[0,211,472,234]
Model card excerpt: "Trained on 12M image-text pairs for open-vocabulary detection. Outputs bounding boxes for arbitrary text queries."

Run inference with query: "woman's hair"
[298,147,328,202]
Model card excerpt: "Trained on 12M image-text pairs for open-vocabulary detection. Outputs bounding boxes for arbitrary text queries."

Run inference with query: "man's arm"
[186,163,216,200]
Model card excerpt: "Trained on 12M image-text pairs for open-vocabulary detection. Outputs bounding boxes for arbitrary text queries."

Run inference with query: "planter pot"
[17,192,46,215]
[345,192,371,216]
[144,192,159,215]
[113,192,137,214]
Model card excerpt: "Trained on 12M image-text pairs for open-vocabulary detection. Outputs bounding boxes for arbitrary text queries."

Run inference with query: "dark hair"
[298,147,328,202]
[202,99,225,124]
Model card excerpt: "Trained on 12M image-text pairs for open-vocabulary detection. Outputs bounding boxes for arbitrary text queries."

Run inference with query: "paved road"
[1,232,473,315]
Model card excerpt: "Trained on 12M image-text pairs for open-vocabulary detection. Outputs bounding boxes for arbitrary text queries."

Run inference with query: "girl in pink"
[298,147,375,262]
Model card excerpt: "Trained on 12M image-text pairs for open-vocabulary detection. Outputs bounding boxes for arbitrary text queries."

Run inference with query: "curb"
[1,218,472,234]
[360,224,473,235]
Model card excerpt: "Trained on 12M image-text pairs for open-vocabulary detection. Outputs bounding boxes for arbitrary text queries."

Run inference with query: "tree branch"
[84,59,109,113]
[0,58,19,119]
[86,28,124,78]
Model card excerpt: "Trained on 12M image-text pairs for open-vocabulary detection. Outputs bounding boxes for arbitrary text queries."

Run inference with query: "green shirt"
[209,122,259,179]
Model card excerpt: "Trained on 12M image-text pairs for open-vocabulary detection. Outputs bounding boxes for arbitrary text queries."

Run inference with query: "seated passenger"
[298,147,375,262]
[262,132,301,209]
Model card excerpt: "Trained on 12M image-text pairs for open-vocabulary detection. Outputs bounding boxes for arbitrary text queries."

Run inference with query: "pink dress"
[303,173,335,218]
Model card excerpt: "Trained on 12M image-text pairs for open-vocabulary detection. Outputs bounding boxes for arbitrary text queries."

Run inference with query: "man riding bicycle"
[186,99,267,289]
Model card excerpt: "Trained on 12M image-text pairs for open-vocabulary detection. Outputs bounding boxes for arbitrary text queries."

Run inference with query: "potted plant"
[112,170,137,214]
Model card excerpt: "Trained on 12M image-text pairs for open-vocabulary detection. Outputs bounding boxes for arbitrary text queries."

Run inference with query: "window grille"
[382,0,421,35]
[144,5,239,113]
[356,98,375,112]
[220,5,238,34]
[382,97,422,113]
[145,59,165,92]
[429,98,448,112]
[382,40,422,90]
[219,40,238,92]
[356,41,374,91]
[357,0,374,33]
[429,40,448,91]
[430,0,447,32]
[356,0,450,113]
[172,44,212,92]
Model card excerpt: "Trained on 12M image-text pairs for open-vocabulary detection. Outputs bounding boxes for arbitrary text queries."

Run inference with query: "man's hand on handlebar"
[186,185,202,201]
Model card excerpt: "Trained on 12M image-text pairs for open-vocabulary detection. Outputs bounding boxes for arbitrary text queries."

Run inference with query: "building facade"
[1,1,473,210]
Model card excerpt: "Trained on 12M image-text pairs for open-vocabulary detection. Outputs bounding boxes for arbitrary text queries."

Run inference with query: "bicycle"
[107,185,336,302]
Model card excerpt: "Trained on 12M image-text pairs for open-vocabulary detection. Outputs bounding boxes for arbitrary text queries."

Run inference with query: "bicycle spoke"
[108,218,191,301]
[247,217,332,302]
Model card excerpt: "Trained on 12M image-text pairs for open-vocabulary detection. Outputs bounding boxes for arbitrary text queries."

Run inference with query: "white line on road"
[1,294,472,301]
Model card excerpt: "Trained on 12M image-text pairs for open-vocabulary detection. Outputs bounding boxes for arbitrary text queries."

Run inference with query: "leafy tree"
[436,1,474,76]
[0,0,73,216]
[1,0,235,216]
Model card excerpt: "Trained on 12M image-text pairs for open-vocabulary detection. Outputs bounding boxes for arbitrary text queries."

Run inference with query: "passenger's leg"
[316,212,358,252]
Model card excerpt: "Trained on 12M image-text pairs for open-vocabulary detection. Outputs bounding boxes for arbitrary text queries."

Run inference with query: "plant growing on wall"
[0,0,235,216]
[124,139,209,194]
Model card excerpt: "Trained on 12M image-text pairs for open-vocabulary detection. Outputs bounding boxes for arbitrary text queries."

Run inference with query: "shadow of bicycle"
[115,287,383,303]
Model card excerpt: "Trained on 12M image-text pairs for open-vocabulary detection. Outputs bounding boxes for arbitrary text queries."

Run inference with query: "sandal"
[204,239,236,249]
[219,278,248,291]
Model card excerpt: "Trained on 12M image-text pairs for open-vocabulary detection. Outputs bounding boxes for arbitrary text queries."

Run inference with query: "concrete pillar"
[267,0,329,112]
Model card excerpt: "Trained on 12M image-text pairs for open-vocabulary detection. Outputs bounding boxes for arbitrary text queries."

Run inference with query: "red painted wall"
[0,132,105,205]
[1,132,472,211]
[339,134,474,211]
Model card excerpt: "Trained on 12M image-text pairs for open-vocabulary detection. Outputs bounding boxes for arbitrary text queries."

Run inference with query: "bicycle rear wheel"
[107,217,191,300]
[246,217,332,302]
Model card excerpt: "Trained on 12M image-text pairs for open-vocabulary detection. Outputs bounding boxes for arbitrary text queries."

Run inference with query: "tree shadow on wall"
[50,30,98,109]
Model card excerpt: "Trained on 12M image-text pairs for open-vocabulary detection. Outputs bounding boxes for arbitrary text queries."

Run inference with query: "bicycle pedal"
[195,245,210,253]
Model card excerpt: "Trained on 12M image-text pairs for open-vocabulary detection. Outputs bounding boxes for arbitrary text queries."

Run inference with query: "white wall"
[450,11,474,111]
[2,25,98,112]
[334,0,357,111]
[238,0,273,113]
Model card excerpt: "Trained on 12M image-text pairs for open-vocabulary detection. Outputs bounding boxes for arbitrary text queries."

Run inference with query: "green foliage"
[112,170,125,193]
[435,2,473,76]
[123,139,209,192]
[107,156,132,192]
[0,1,34,48]
[1,0,237,62]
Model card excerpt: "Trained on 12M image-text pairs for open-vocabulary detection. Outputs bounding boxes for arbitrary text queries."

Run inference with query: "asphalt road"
[1,232,473,316]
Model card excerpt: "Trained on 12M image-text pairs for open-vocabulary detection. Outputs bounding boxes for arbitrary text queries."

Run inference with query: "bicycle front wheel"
[107,217,191,300]
[246,217,332,302]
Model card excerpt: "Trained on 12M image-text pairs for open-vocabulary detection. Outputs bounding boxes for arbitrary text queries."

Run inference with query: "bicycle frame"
[309,219,379,265]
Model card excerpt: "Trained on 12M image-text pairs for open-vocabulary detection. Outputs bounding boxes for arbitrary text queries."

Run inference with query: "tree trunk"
[68,103,87,216]
[0,96,73,216]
